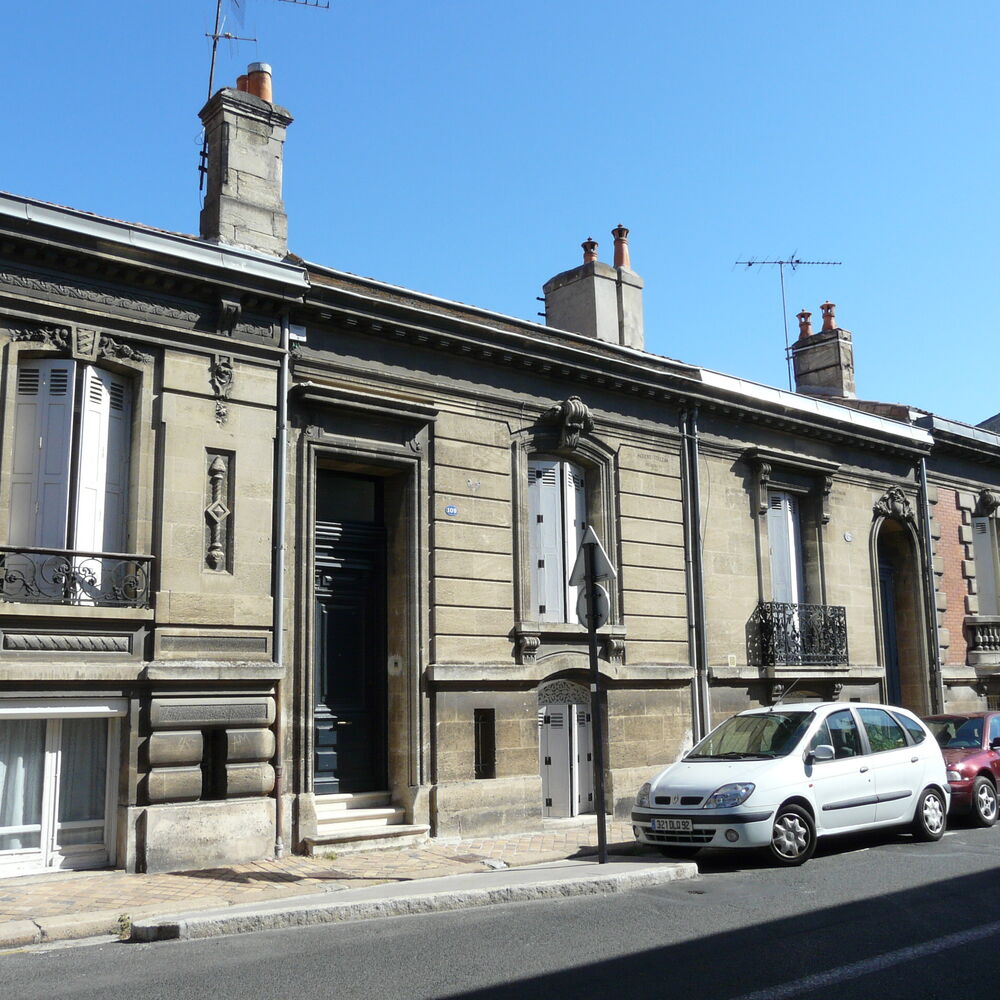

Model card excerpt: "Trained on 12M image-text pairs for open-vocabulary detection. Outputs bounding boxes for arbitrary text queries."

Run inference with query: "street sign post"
[570,527,617,864]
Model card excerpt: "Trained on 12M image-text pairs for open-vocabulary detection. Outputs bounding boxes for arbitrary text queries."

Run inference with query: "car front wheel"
[767,804,816,866]
[971,777,998,828]
[912,787,947,841]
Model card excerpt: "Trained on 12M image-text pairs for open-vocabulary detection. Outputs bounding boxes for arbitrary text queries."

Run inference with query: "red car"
[923,712,1000,827]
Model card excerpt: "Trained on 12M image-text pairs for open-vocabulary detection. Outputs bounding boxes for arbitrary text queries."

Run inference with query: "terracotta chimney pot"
[612,224,631,270]
[236,74,249,93]
[582,237,599,264]
[821,301,836,332]
[247,62,273,103]
[796,309,813,339]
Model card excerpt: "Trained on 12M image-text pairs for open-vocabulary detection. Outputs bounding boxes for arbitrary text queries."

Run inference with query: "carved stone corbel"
[975,489,1000,518]
[753,461,773,515]
[831,682,843,701]
[217,294,243,337]
[516,631,541,665]
[873,486,914,524]
[604,635,626,665]
[769,681,786,705]
[210,355,234,425]
[818,475,833,524]
[541,396,594,450]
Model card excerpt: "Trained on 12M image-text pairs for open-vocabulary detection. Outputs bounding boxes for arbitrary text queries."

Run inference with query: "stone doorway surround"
[289,382,436,851]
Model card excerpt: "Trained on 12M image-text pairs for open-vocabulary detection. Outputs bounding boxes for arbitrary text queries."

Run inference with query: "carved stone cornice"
[873,486,915,524]
[743,447,839,523]
[8,320,153,364]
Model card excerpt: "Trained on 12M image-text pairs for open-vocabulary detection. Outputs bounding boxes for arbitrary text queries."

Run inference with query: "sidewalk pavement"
[0,819,697,950]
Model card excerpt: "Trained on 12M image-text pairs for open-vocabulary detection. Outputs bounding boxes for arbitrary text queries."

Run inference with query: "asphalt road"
[5,820,1000,1000]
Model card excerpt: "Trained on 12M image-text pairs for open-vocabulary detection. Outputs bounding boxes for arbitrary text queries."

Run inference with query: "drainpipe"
[681,407,711,739]
[272,312,291,857]
[918,457,945,713]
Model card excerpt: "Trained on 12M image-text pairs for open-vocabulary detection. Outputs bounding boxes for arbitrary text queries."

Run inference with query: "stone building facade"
[2,65,999,876]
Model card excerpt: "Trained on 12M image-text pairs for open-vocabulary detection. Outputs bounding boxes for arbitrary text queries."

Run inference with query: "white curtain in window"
[0,720,45,851]
[56,718,108,847]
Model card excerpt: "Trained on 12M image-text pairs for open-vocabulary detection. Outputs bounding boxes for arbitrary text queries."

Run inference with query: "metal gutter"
[272,312,291,857]
[919,456,946,713]
[0,191,310,291]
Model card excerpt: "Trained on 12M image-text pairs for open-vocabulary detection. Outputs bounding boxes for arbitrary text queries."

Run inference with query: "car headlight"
[704,782,755,808]
[946,770,963,782]
[636,782,651,808]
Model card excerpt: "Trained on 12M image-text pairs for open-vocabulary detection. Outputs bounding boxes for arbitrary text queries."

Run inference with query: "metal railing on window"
[0,546,153,609]
[750,601,848,667]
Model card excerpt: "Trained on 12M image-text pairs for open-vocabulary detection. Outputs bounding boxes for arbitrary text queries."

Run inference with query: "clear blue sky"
[6,2,997,424]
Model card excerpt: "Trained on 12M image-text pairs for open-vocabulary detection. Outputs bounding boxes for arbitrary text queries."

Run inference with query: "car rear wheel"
[971,777,998,828]
[767,804,816,866]
[912,787,946,841]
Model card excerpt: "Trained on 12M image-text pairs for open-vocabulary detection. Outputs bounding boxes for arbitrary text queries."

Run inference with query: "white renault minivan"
[632,702,949,866]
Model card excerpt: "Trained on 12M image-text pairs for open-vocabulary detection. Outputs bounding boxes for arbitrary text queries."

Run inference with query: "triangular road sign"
[568,526,618,586]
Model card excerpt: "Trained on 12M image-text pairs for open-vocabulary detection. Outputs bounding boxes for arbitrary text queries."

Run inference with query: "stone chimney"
[199,63,293,258]
[542,225,644,350]
[791,301,857,399]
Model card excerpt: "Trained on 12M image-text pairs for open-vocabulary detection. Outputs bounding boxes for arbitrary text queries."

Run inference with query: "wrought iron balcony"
[751,601,848,667]
[0,546,153,609]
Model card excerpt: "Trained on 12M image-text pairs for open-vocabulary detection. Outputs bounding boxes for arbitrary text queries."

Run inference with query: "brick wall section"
[937,487,971,665]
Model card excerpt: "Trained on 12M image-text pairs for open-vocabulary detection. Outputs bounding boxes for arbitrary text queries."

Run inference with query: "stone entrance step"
[306,791,429,855]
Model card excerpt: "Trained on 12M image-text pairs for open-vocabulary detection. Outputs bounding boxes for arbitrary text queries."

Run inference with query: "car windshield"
[925,716,984,750]
[687,711,814,760]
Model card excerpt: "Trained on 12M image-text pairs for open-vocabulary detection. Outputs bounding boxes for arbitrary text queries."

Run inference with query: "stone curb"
[131,862,697,943]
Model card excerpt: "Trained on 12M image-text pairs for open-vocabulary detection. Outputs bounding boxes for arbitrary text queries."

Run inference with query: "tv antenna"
[736,256,842,390]
[200,0,330,189]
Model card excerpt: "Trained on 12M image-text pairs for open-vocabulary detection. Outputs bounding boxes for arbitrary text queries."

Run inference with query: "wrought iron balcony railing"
[751,601,848,667]
[0,546,153,609]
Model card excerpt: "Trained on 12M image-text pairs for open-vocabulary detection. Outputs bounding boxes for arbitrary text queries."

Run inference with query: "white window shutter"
[768,491,804,604]
[528,460,564,621]
[9,360,76,547]
[563,462,588,621]
[73,367,132,554]
[972,517,1000,616]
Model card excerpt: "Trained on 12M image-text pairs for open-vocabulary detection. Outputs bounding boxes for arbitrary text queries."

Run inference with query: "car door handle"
[336,720,352,726]
[859,766,869,773]
[911,756,919,763]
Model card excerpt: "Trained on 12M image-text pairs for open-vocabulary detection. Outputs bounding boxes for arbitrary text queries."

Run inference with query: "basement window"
[474,709,496,780]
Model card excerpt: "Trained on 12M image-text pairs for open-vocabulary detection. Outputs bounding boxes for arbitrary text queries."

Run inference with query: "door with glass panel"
[0,715,117,875]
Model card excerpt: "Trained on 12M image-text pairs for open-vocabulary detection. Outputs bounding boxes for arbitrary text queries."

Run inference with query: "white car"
[632,701,950,866]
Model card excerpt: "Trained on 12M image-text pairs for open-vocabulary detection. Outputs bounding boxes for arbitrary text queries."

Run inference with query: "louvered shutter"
[73,367,132,553]
[562,462,588,622]
[972,517,1000,616]
[9,360,75,547]
[538,705,571,817]
[528,460,564,621]
[768,491,804,604]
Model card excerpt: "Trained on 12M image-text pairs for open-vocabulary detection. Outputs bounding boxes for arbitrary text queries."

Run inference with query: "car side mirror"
[807,744,835,763]
[991,737,1000,751]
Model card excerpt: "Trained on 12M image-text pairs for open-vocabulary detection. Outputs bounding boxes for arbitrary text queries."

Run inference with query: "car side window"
[894,713,927,745]
[990,716,1000,745]
[825,710,861,759]
[809,720,833,753]
[859,708,908,753]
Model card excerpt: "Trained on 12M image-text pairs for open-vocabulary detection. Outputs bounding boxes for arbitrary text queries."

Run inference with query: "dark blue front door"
[313,473,387,795]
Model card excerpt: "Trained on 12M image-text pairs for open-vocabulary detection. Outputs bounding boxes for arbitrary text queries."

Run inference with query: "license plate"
[651,817,693,833]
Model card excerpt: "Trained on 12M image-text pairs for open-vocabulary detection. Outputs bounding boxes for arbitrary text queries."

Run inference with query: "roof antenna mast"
[735,256,842,391]
[200,0,330,190]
